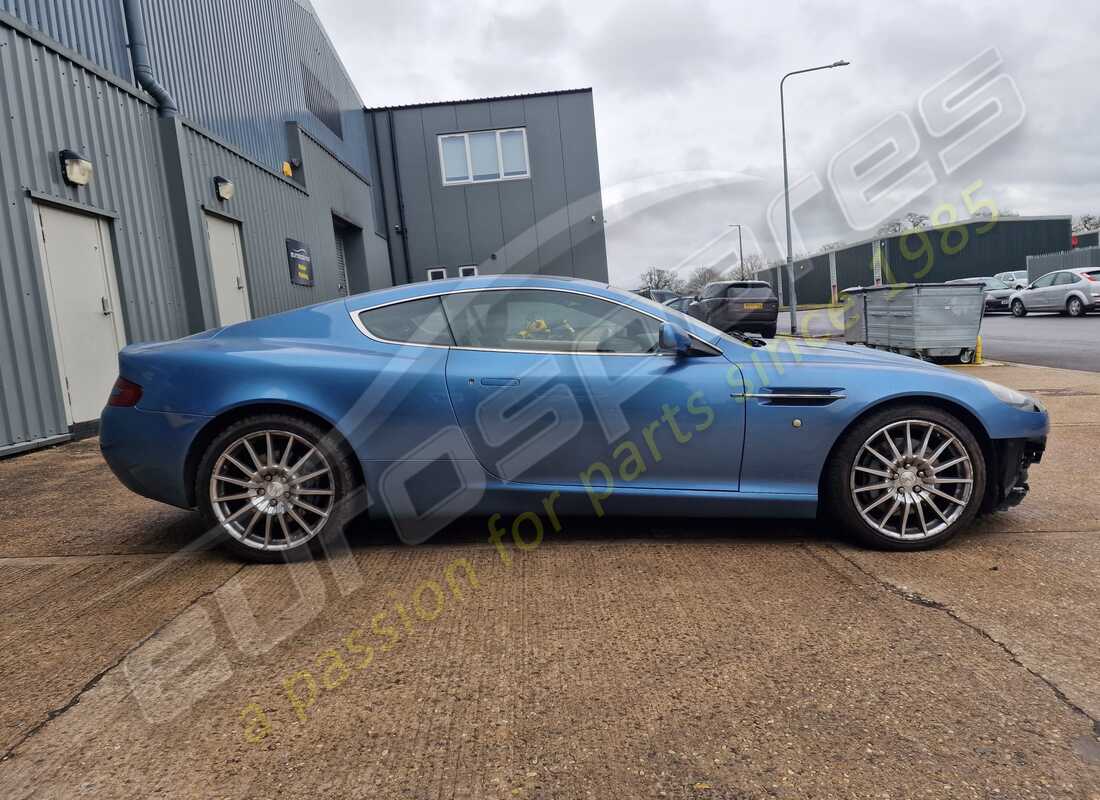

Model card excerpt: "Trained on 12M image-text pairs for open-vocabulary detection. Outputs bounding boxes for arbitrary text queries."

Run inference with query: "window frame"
[437,128,531,187]
[349,287,720,357]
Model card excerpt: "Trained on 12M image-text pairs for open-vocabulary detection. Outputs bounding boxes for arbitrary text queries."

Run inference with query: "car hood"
[748,337,950,371]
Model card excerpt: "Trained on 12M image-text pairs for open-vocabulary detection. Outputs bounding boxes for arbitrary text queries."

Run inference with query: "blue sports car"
[100,276,1048,562]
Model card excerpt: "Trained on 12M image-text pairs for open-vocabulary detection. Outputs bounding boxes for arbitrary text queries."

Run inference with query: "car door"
[441,288,746,491]
[1052,271,1079,309]
[1026,272,1058,310]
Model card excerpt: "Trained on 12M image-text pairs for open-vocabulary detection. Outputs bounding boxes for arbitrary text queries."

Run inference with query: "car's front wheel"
[826,405,986,550]
[196,414,359,562]
[1011,299,1027,317]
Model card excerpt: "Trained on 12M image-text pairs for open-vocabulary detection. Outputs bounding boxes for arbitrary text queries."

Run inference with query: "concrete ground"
[778,308,1100,372]
[1,364,1098,799]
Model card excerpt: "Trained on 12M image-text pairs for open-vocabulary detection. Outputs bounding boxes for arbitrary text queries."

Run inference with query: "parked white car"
[994,270,1030,290]
[1009,268,1100,317]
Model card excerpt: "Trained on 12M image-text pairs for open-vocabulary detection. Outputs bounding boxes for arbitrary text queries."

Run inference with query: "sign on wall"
[286,239,314,286]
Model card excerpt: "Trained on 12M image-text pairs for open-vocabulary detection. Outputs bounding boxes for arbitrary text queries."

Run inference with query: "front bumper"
[985,436,1046,512]
[984,297,1011,311]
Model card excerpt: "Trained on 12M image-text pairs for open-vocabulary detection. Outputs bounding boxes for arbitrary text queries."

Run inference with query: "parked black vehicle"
[687,281,779,338]
[632,288,680,304]
[946,277,1014,313]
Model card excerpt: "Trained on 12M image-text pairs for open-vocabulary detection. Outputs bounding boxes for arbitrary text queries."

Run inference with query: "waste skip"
[840,282,985,363]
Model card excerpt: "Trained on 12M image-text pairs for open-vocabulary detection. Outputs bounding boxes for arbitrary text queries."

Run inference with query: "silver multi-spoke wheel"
[209,429,336,551]
[849,419,974,541]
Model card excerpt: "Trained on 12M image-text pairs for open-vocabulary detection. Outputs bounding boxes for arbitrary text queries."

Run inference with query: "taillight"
[108,377,143,407]
[1085,273,1098,282]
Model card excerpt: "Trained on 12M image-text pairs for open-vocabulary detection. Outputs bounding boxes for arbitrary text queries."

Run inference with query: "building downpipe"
[122,0,178,117]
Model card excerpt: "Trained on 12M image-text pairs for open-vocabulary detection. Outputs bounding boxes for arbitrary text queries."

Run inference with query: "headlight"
[980,379,1044,412]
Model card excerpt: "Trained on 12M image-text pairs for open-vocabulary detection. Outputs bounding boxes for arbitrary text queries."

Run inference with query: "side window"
[702,283,726,299]
[441,290,662,354]
[358,297,455,346]
[1055,272,1078,285]
[1032,273,1057,288]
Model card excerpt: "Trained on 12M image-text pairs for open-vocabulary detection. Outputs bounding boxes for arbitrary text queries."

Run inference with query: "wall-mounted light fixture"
[213,176,235,201]
[59,149,93,187]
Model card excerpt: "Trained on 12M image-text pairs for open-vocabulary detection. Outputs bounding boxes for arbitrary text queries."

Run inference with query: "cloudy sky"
[313,0,1100,285]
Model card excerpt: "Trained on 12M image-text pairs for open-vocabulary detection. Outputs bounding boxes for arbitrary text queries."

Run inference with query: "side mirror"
[658,322,691,356]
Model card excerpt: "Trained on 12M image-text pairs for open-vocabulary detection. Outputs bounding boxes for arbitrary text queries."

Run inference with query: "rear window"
[358,297,455,346]
[725,283,775,300]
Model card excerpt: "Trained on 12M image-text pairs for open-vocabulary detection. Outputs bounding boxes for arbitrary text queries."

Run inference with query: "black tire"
[195,413,360,563]
[761,323,778,339]
[824,404,987,551]
[1067,296,1085,317]
[1011,299,1027,317]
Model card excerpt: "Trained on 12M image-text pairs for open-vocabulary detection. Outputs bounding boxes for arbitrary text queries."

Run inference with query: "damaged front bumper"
[986,436,1046,512]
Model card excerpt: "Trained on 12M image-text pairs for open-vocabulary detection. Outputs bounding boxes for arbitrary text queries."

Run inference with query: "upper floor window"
[438,129,529,186]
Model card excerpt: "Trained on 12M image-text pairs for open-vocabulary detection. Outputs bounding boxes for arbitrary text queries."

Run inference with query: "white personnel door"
[33,204,127,425]
[204,212,251,326]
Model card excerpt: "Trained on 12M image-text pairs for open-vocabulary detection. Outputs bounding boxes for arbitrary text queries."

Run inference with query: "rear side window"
[702,283,727,299]
[358,297,455,345]
[1054,272,1078,285]
[441,289,661,354]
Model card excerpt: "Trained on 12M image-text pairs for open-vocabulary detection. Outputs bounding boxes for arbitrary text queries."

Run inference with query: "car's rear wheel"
[761,323,777,338]
[1011,299,1027,317]
[1067,296,1085,317]
[196,414,358,562]
[826,405,986,550]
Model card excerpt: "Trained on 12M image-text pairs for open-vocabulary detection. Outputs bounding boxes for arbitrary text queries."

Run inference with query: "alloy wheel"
[209,430,336,551]
[1068,297,1083,317]
[849,419,974,541]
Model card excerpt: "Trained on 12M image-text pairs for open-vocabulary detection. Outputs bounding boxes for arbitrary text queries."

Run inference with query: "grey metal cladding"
[0,20,185,449]
[179,121,384,320]
[524,94,574,277]
[9,0,374,179]
[0,0,131,79]
[557,90,606,281]
[373,89,607,283]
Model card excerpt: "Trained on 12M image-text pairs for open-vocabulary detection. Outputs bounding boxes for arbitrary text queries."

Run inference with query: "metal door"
[204,213,251,326]
[33,204,127,425]
[334,230,349,296]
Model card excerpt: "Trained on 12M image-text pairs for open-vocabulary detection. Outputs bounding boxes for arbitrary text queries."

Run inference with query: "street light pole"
[729,224,745,277]
[781,59,849,334]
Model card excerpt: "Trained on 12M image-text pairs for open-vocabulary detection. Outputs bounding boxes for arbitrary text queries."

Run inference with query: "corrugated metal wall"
[0,18,185,451]
[143,0,372,175]
[1027,245,1100,281]
[370,90,608,284]
[782,218,1072,306]
[2,0,372,178]
[0,0,130,77]
[179,122,387,319]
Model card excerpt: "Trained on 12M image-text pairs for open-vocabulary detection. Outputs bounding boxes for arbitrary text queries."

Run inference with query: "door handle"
[101,296,112,316]
[236,276,245,290]
[480,378,520,387]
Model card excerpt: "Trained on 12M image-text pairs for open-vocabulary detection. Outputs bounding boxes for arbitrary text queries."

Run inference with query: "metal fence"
[1027,245,1100,282]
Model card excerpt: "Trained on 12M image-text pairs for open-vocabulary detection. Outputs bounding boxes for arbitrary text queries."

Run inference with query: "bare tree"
[725,253,766,280]
[684,266,720,294]
[904,212,930,230]
[1073,214,1100,233]
[876,219,903,236]
[637,267,685,294]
